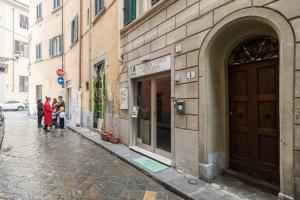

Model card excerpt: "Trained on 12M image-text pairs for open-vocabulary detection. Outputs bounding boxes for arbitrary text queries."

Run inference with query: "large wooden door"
[229,59,279,185]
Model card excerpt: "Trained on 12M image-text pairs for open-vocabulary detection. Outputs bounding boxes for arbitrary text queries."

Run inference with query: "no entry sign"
[56,69,65,76]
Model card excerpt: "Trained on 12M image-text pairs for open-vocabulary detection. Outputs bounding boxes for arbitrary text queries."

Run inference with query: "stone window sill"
[52,6,62,14]
[92,8,107,25]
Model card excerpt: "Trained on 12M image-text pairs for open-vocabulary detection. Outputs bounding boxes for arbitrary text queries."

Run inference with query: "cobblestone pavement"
[0,112,182,200]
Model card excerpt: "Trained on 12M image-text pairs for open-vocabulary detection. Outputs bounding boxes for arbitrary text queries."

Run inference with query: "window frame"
[19,76,29,93]
[49,35,63,57]
[36,43,42,60]
[15,40,29,57]
[123,0,136,26]
[71,16,78,44]
[19,14,28,29]
[53,0,61,10]
[95,0,104,16]
[36,3,42,21]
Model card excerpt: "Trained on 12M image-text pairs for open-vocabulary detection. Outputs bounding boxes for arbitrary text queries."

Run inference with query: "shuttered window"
[123,0,136,25]
[15,40,29,57]
[19,14,28,29]
[49,35,63,57]
[53,0,61,10]
[95,0,104,16]
[71,16,78,44]
[36,43,42,60]
[19,76,29,92]
[36,3,42,21]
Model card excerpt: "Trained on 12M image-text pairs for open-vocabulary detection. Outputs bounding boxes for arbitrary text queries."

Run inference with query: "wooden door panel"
[229,60,279,185]
[258,101,277,129]
[233,71,248,95]
[257,66,275,94]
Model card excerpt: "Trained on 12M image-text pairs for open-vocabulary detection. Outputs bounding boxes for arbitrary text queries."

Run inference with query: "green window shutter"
[49,39,52,57]
[123,0,136,25]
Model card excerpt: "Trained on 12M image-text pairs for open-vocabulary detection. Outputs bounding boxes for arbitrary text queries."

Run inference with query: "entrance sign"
[130,55,171,78]
[120,88,128,110]
[56,69,65,76]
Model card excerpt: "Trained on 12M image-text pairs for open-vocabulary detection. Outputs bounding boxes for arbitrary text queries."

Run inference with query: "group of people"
[37,96,66,133]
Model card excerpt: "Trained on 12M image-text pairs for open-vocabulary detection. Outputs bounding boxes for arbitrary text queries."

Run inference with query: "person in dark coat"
[37,99,43,128]
[43,97,52,132]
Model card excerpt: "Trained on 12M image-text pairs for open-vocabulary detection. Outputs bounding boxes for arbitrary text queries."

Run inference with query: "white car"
[0,101,26,111]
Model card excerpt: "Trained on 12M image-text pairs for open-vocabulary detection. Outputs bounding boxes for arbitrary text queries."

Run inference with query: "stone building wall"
[119,0,300,199]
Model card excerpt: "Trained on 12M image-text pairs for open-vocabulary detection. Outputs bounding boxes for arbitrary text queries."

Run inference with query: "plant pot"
[100,132,110,141]
[108,135,119,144]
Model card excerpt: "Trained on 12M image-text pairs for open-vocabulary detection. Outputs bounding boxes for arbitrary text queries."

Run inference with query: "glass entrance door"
[135,74,171,157]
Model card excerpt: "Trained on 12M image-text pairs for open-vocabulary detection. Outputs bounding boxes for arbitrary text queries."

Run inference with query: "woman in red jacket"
[43,97,52,132]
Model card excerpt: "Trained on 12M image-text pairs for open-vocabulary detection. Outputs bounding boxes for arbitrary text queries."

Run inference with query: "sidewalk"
[67,124,277,200]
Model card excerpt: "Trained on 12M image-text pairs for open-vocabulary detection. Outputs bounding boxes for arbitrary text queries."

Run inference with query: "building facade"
[0,0,29,104]
[28,0,64,115]
[118,0,300,199]
[29,0,121,133]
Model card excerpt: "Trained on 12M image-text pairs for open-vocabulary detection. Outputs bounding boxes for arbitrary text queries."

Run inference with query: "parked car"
[0,101,26,111]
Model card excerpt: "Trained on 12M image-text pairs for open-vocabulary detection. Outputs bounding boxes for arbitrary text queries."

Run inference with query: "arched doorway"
[197,7,295,198]
[228,35,279,185]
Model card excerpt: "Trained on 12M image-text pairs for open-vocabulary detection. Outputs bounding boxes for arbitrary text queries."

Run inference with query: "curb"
[67,126,193,200]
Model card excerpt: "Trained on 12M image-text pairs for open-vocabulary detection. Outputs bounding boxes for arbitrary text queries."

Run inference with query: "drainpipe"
[79,0,82,89]
[61,0,64,71]
[12,8,15,93]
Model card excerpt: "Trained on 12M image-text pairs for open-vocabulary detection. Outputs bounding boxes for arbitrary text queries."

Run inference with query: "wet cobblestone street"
[0,112,182,200]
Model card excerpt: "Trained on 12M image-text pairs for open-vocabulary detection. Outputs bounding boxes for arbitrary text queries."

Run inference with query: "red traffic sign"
[56,69,65,76]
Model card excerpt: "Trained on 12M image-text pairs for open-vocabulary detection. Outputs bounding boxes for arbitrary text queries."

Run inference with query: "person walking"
[58,107,65,129]
[43,97,52,132]
[37,99,43,128]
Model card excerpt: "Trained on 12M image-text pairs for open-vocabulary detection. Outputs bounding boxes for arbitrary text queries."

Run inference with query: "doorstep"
[67,124,278,200]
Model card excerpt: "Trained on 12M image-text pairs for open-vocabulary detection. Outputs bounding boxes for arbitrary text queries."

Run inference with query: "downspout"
[12,8,15,92]
[61,0,64,71]
[79,0,82,89]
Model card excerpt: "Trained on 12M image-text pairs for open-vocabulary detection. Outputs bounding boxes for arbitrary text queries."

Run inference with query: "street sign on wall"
[57,76,64,85]
[56,69,65,76]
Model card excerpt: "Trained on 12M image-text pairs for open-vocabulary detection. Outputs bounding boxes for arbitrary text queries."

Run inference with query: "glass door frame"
[134,73,172,159]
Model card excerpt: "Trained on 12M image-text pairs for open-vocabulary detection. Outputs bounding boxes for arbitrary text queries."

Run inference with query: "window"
[53,0,61,10]
[124,0,136,25]
[15,40,29,57]
[95,0,104,16]
[19,14,28,29]
[71,16,78,44]
[36,85,42,102]
[49,35,63,57]
[87,9,90,25]
[19,76,29,92]
[36,3,42,21]
[36,43,42,60]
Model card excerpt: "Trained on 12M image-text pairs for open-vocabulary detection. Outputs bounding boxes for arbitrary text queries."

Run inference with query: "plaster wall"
[28,0,63,115]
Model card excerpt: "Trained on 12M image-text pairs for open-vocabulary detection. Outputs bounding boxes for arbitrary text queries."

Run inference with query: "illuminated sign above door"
[130,55,171,78]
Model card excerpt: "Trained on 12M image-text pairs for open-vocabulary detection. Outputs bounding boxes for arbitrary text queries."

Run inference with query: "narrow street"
[0,112,182,200]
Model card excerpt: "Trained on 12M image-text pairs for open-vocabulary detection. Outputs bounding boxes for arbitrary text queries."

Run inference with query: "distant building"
[0,0,29,103]
[28,0,63,115]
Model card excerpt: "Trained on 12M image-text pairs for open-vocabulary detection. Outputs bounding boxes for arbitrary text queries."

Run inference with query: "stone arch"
[198,7,295,199]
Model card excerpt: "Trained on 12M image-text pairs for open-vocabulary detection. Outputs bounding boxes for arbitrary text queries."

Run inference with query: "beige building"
[29,0,121,132]
[28,0,64,115]
[62,0,121,131]
[0,0,29,104]
[118,0,300,199]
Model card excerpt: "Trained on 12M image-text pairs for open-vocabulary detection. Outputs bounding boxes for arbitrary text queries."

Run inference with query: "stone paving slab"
[67,124,278,200]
